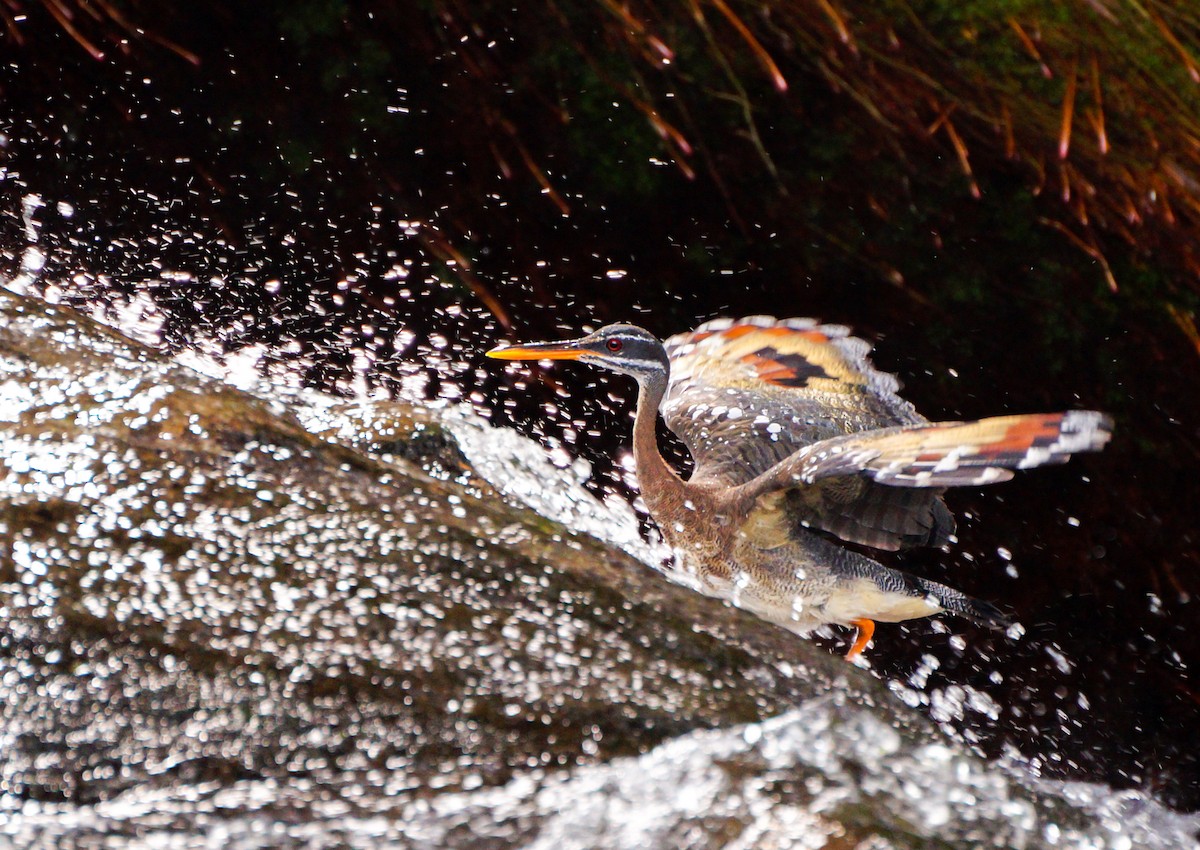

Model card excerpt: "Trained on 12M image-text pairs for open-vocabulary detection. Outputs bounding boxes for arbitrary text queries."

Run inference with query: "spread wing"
[661,316,953,550]
[745,411,1115,494]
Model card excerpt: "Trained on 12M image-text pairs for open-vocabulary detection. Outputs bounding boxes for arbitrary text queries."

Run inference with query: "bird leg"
[846,618,875,659]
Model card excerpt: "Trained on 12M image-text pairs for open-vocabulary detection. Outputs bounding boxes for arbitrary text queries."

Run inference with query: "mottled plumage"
[663,317,951,551]
[489,317,1113,658]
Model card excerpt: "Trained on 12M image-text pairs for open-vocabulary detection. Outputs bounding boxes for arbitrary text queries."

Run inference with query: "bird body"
[488,316,1113,657]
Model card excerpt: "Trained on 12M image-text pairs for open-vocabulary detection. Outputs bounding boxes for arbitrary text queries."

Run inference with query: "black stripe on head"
[592,324,670,381]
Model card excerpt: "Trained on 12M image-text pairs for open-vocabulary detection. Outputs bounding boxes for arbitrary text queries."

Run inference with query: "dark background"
[2,0,1199,808]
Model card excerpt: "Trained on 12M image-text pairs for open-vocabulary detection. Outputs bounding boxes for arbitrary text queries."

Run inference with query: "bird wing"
[734,411,1112,555]
[661,316,952,550]
[743,411,1115,495]
[661,316,924,482]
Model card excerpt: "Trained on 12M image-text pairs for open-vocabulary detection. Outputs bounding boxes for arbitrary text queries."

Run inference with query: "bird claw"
[845,618,875,660]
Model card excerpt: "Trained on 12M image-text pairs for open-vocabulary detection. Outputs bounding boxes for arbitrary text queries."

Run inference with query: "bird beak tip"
[486,344,539,360]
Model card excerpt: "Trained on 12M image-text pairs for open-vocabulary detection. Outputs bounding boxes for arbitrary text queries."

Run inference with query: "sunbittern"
[487,317,1112,658]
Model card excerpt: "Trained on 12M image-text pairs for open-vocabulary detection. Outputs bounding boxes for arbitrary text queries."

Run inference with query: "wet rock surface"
[1,290,1196,848]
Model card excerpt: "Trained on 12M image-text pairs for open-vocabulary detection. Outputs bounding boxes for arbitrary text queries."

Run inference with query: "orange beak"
[486,340,589,361]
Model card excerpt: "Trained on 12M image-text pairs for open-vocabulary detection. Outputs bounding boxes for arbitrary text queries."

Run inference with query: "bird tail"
[912,575,1012,629]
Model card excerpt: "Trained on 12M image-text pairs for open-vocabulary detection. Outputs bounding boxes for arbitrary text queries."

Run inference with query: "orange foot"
[845,618,875,660]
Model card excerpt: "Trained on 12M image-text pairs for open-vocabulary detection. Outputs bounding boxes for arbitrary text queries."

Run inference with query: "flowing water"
[0,276,1197,848]
[4,15,1200,836]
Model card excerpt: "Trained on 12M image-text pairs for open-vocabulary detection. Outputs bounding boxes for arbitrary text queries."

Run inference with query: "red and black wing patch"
[661,318,925,483]
[662,317,926,493]
[740,345,835,388]
[661,318,1113,551]
[666,318,909,404]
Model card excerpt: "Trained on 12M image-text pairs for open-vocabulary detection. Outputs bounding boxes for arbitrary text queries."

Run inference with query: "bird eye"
[606,338,624,352]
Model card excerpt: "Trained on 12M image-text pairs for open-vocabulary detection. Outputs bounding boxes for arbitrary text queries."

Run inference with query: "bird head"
[487,323,669,384]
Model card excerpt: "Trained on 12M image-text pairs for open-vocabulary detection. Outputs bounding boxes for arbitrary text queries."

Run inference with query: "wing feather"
[659,316,1112,554]
[767,411,1114,490]
[662,316,921,484]
[661,316,951,550]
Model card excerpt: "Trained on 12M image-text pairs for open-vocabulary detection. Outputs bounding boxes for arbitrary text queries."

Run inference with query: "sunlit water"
[0,267,1197,848]
[5,703,1200,850]
[2,189,1199,846]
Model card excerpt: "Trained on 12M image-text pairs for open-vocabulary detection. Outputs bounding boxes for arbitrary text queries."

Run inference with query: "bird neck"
[633,373,687,512]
